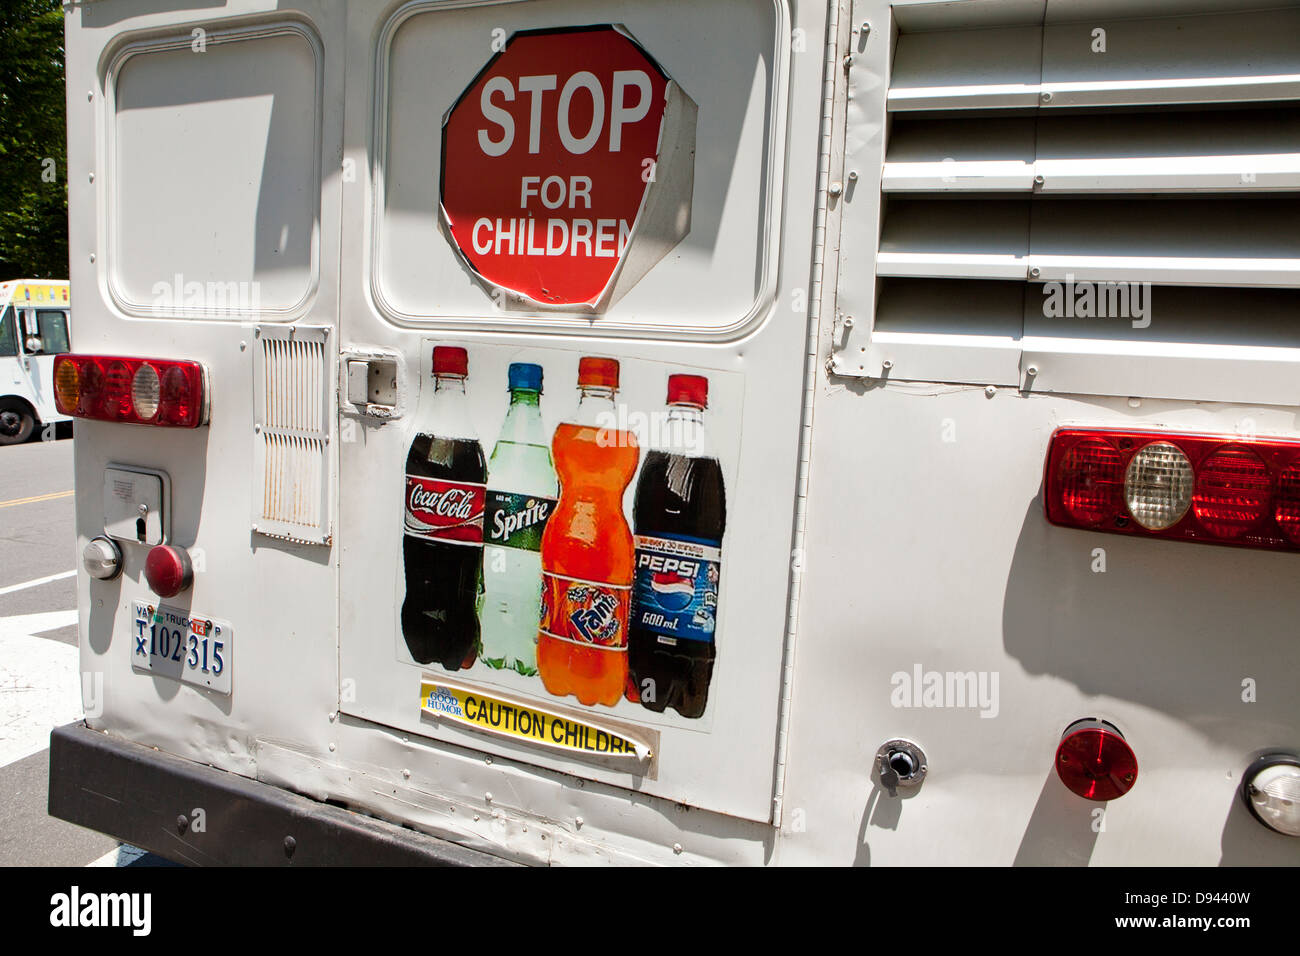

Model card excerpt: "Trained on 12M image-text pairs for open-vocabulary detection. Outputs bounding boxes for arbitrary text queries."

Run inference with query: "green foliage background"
[0,0,67,280]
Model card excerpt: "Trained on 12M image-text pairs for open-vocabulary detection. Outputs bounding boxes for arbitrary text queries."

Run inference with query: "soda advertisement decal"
[398,343,740,737]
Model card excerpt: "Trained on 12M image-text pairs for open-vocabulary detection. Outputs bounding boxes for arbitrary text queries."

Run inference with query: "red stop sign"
[440,26,687,309]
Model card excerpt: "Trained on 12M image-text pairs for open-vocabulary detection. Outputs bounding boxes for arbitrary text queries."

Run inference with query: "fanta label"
[539,572,631,649]
[404,475,486,544]
[632,534,721,644]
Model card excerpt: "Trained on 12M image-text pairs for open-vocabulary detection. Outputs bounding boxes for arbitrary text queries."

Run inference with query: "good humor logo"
[891,664,1000,718]
[425,686,465,718]
[50,887,151,936]
[1041,274,1151,329]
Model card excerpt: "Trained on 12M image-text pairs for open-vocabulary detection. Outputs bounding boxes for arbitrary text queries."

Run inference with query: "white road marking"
[0,570,76,597]
[0,617,83,770]
[86,844,149,868]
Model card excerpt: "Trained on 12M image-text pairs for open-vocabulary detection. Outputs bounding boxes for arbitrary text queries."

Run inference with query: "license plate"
[130,600,232,695]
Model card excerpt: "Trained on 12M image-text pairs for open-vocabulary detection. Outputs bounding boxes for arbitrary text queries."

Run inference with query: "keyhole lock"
[136,503,149,542]
[876,738,928,790]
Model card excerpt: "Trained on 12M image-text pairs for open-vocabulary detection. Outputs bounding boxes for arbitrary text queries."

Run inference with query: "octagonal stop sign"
[440,25,697,311]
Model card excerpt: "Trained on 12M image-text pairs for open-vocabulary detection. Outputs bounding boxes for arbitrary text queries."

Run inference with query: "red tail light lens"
[1058,439,1125,526]
[52,354,207,427]
[1056,719,1138,802]
[1193,448,1270,539]
[1045,428,1300,552]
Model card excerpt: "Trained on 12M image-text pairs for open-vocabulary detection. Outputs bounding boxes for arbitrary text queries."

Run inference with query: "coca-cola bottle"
[401,346,485,669]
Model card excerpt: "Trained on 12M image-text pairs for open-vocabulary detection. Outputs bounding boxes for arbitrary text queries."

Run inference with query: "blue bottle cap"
[508,362,543,392]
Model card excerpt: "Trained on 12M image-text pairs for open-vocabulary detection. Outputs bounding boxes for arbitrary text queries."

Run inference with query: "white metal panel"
[336,0,818,826]
[370,0,787,340]
[105,24,323,320]
[1036,154,1300,193]
[882,160,1037,192]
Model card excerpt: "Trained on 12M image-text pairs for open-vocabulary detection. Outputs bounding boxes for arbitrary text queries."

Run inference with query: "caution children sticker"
[420,678,652,761]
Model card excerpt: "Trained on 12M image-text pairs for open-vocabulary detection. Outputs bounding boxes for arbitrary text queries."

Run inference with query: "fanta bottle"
[537,357,640,706]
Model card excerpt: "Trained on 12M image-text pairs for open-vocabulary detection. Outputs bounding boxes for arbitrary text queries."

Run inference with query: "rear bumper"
[47,722,514,866]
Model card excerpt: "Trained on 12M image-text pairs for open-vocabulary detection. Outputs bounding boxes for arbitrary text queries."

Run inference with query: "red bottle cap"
[432,346,468,377]
[577,356,619,389]
[667,374,708,409]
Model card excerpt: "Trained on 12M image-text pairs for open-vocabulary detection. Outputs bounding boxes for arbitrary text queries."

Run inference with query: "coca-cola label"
[404,475,486,544]
[486,491,556,553]
[539,572,631,649]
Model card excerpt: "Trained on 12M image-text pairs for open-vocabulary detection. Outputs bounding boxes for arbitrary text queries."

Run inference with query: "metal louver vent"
[831,3,1300,406]
[253,326,332,545]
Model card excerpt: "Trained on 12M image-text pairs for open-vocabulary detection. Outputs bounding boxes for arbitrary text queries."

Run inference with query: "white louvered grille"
[834,2,1300,405]
[254,327,331,545]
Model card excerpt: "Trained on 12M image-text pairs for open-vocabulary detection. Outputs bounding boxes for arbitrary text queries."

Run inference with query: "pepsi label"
[632,534,721,644]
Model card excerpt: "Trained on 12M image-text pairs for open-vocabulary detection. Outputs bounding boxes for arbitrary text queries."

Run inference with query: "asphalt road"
[0,432,172,867]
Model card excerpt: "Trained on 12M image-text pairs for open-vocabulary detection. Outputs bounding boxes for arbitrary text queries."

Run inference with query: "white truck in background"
[0,279,72,445]
[47,0,1300,865]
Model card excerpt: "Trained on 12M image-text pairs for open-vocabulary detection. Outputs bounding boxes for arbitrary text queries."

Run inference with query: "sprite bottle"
[480,363,558,675]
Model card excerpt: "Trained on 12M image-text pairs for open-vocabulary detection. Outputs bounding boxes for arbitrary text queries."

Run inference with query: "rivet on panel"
[673,843,683,854]
[328,742,336,752]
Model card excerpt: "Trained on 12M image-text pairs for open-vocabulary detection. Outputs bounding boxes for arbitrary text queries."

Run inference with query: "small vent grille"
[253,327,331,545]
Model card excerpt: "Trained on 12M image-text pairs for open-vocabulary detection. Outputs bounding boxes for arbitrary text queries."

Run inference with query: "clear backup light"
[131,363,161,421]
[1243,755,1300,837]
[1125,442,1193,530]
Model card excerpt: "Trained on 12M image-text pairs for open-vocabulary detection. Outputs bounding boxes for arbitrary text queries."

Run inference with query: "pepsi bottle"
[401,346,486,669]
[626,374,725,719]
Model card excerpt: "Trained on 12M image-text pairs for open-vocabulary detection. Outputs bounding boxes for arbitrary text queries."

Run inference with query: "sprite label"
[485,490,555,552]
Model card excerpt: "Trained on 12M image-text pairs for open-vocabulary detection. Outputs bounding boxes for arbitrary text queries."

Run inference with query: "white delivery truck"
[0,279,72,444]
[48,0,1300,865]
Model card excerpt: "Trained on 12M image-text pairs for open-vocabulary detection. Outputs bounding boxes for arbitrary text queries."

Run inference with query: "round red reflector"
[1192,446,1271,538]
[1057,439,1124,526]
[145,545,193,598]
[1274,464,1300,545]
[1055,719,1138,801]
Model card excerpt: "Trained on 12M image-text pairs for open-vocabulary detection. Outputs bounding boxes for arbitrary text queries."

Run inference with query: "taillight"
[1056,719,1138,802]
[52,354,207,427]
[1045,428,1300,552]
